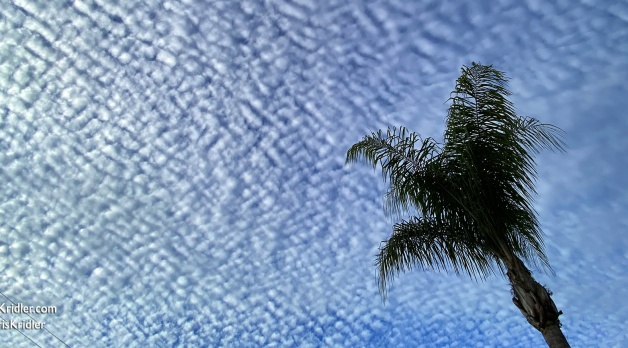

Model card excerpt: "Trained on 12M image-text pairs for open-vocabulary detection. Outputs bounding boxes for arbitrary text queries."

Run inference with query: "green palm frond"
[515,117,566,155]
[376,217,497,298]
[345,126,439,176]
[346,126,440,217]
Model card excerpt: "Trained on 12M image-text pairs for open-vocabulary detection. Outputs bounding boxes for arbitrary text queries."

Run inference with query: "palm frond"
[376,217,497,299]
[346,126,440,217]
[515,117,566,154]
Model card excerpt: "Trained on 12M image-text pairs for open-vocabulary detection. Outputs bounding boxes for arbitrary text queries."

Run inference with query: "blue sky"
[0,0,627,347]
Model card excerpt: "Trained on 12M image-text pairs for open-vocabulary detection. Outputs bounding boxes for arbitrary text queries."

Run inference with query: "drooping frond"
[346,126,440,217]
[376,217,497,299]
[514,117,566,155]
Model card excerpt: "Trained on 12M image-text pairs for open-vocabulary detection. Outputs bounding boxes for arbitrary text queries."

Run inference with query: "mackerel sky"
[1,0,627,347]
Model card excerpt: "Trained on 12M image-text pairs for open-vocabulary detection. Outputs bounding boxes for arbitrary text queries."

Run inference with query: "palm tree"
[346,63,570,347]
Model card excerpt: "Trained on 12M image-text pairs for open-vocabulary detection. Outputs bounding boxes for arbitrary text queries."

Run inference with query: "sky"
[0,0,627,347]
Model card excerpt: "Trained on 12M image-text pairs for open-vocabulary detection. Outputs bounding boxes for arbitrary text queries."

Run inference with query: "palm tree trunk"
[504,255,570,348]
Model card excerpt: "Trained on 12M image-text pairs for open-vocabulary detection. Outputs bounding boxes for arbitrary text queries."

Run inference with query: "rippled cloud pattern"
[1,0,627,346]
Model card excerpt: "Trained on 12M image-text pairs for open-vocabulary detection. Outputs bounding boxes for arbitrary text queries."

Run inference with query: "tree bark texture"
[505,255,571,348]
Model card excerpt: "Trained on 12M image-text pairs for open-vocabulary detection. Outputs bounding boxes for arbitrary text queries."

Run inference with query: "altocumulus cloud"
[0,0,627,346]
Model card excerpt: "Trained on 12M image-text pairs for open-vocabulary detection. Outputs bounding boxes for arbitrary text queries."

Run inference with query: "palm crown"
[346,62,565,296]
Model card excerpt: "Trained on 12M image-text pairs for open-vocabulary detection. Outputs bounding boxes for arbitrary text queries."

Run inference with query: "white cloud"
[0,0,626,346]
